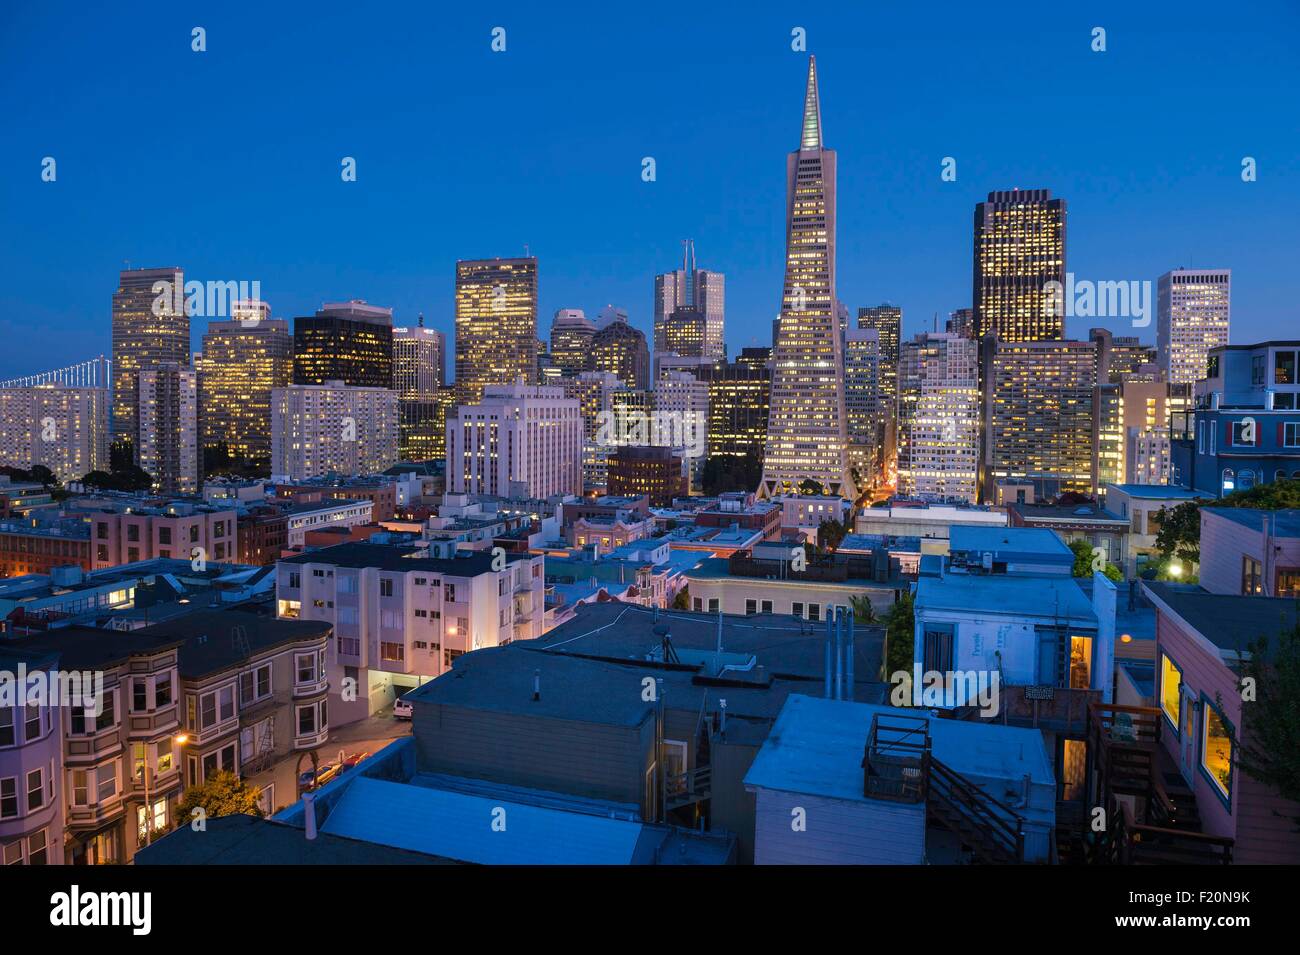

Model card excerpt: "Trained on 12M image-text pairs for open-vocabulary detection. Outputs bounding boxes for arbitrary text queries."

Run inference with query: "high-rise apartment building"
[137,361,199,495]
[197,310,293,473]
[857,305,901,408]
[548,309,596,378]
[760,56,856,500]
[0,384,108,481]
[973,189,1067,344]
[565,371,623,490]
[653,241,725,361]
[947,308,976,339]
[897,332,980,503]
[111,267,189,456]
[445,383,582,499]
[1090,327,1159,383]
[1157,269,1231,385]
[292,301,394,389]
[454,257,539,405]
[699,357,771,465]
[843,329,883,487]
[271,382,399,481]
[982,339,1097,500]
[1094,378,1192,486]
[653,370,709,491]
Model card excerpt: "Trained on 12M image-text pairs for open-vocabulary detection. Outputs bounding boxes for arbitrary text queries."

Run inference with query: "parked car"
[298,762,340,790]
[393,697,413,720]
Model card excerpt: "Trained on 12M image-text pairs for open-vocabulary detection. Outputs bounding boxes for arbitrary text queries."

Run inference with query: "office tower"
[1157,269,1231,385]
[0,384,108,481]
[566,371,623,490]
[759,56,856,500]
[197,312,292,473]
[397,385,457,464]
[591,317,651,390]
[1090,327,1159,384]
[659,307,708,361]
[1094,378,1192,486]
[271,382,399,481]
[947,308,975,338]
[454,257,539,405]
[857,304,901,404]
[897,333,980,503]
[137,362,199,495]
[982,339,1097,500]
[843,329,882,487]
[699,358,771,465]
[293,300,394,389]
[736,346,772,372]
[973,189,1067,343]
[653,241,725,360]
[445,383,582,499]
[549,308,595,377]
[393,323,446,394]
[606,445,688,506]
[653,370,710,491]
[111,267,189,457]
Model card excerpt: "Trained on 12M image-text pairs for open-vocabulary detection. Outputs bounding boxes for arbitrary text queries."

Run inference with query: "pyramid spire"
[800,55,822,150]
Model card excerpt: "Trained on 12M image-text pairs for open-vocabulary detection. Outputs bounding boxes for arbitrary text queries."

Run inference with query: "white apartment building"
[653,370,709,490]
[897,332,980,503]
[274,542,547,723]
[270,381,399,481]
[1157,269,1231,386]
[137,363,199,495]
[284,498,374,548]
[446,382,582,499]
[0,384,108,481]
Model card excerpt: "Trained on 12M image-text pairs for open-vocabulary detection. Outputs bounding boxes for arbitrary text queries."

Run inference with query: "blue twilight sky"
[1,0,1297,381]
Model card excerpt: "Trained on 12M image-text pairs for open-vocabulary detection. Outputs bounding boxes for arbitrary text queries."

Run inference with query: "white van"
[393,696,413,720]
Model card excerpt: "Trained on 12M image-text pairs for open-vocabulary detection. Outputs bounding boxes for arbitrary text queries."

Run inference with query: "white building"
[284,498,374,548]
[393,325,445,394]
[897,332,979,503]
[137,362,199,495]
[0,384,108,481]
[1157,269,1231,386]
[446,382,582,499]
[652,370,709,490]
[270,381,399,481]
[275,542,547,723]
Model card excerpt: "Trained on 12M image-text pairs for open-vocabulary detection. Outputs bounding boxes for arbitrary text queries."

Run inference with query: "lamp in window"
[139,733,191,848]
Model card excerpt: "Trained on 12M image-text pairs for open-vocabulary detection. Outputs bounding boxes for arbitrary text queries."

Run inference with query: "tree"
[881,588,915,691]
[817,516,851,552]
[1156,478,1300,568]
[78,465,153,493]
[700,452,762,496]
[1067,538,1123,582]
[175,771,264,827]
[1222,619,1300,829]
[671,586,690,611]
[798,477,824,496]
[849,593,875,624]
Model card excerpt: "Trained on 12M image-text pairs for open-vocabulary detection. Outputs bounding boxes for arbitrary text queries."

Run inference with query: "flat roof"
[1145,581,1298,655]
[135,608,332,679]
[136,813,456,865]
[1105,483,1203,500]
[280,541,524,573]
[949,525,1073,559]
[9,626,185,670]
[916,572,1096,623]
[744,694,1054,802]
[1201,507,1300,538]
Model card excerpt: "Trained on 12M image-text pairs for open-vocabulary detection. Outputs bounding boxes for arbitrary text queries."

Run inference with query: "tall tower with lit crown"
[759,56,856,500]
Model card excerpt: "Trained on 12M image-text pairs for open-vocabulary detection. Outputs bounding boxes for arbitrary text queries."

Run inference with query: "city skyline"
[3,2,1298,380]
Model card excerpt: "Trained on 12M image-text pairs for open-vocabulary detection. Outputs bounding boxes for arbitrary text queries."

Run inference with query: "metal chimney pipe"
[824,611,833,698]
[303,792,318,841]
[533,669,540,701]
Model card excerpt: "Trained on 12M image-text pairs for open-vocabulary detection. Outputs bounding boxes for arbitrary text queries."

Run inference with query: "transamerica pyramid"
[758,55,857,501]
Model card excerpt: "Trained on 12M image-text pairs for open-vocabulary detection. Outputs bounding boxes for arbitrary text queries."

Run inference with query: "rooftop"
[135,608,332,679]
[949,525,1074,559]
[1105,483,1203,500]
[1144,581,1299,656]
[916,573,1096,623]
[9,625,184,671]
[1201,507,1300,537]
[136,814,456,865]
[280,541,524,574]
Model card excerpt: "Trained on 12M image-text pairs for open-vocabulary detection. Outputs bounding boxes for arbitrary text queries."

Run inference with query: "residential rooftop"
[1144,581,1299,656]
[916,572,1096,622]
[1201,507,1300,537]
[135,608,333,680]
[9,625,185,671]
[280,541,525,573]
[1104,483,1203,500]
[949,525,1074,559]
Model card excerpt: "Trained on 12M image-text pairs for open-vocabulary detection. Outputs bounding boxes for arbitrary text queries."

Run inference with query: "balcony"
[995,684,1101,736]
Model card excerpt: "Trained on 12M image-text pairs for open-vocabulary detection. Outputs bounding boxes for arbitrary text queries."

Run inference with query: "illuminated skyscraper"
[454,257,539,405]
[0,383,108,481]
[111,267,189,457]
[1157,269,1231,385]
[271,382,399,481]
[392,322,447,462]
[293,301,394,389]
[857,303,901,409]
[897,332,980,503]
[548,309,595,378]
[197,307,292,473]
[138,361,199,494]
[843,329,885,487]
[947,308,975,339]
[759,56,856,500]
[982,339,1097,500]
[973,189,1067,344]
[591,317,651,391]
[653,241,725,361]
[698,357,771,466]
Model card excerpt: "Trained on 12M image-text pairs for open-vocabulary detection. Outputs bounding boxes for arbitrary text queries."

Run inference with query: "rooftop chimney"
[533,669,541,701]
[303,792,318,841]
